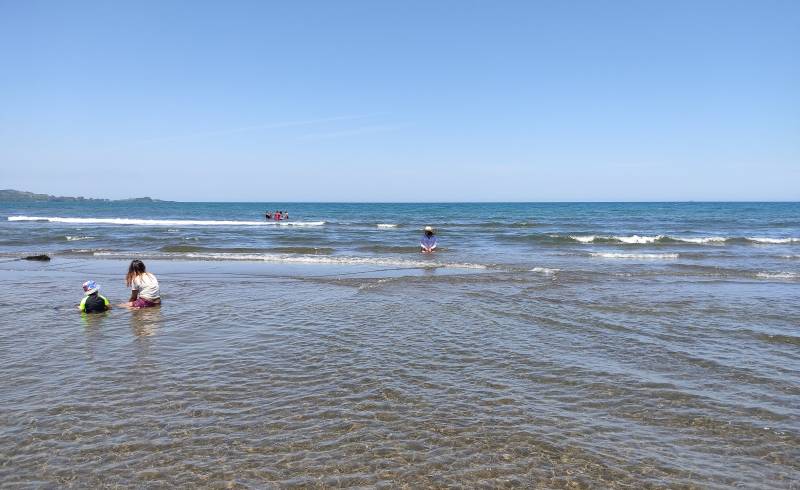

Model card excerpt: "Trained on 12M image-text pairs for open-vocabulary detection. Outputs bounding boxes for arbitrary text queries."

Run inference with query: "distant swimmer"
[420,226,437,253]
[265,210,289,221]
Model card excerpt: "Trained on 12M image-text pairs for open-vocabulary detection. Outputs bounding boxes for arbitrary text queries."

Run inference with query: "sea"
[0,201,798,488]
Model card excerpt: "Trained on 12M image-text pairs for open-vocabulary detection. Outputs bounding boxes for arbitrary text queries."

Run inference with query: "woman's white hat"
[424,226,434,232]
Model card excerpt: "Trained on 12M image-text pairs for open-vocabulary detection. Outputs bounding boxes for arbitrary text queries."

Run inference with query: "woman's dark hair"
[126,259,146,287]
[425,230,434,237]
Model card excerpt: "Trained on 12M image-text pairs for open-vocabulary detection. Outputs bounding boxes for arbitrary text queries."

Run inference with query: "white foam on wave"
[675,236,727,244]
[377,223,398,228]
[616,235,664,244]
[569,234,664,244]
[591,252,679,259]
[755,271,799,280]
[70,248,108,254]
[65,235,94,241]
[570,235,597,243]
[747,237,800,244]
[530,267,560,275]
[92,251,486,269]
[568,234,798,245]
[9,216,325,227]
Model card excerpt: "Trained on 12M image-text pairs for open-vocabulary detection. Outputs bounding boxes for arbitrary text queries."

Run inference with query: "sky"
[1,0,798,202]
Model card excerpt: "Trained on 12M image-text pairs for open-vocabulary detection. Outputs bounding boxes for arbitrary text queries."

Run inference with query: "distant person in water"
[420,226,438,253]
[124,259,161,308]
[265,211,272,220]
[274,211,282,221]
[78,280,111,313]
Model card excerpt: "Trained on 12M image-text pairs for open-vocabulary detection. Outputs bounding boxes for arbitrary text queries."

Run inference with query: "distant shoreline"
[0,189,168,203]
[1,190,797,204]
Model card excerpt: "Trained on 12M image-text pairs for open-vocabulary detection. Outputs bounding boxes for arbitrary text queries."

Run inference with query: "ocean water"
[1,202,798,487]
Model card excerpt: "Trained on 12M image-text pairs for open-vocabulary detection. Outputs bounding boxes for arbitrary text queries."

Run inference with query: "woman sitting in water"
[124,259,161,308]
[420,226,438,253]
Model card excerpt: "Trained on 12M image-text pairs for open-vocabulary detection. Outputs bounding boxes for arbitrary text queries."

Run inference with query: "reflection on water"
[129,307,163,337]
[80,310,109,328]
[81,311,109,360]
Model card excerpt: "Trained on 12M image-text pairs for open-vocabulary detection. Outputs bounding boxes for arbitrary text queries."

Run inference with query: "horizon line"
[3,190,799,204]
[172,199,800,204]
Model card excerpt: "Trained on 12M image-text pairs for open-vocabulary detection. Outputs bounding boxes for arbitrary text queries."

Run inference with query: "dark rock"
[24,254,51,261]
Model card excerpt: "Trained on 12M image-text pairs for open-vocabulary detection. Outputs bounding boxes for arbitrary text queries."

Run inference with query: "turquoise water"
[1,202,798,487]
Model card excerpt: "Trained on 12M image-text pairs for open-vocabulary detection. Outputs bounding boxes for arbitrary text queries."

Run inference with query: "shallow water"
[1,203,799,487]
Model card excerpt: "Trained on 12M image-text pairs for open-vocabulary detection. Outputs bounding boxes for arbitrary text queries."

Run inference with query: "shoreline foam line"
[590,252,679,259]
[92,251,487,269]
[8,216,325,227]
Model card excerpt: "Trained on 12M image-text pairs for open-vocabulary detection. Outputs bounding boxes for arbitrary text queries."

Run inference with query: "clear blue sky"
[1,0,798,201]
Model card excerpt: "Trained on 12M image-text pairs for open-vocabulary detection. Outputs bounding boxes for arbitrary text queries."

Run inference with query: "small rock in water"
[24,254,51,261]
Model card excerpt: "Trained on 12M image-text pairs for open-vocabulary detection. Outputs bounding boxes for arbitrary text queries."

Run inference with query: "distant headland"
[0,189,168,203]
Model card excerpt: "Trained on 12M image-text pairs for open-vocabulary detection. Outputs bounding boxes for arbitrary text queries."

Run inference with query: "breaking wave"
[567,235,796,245]
[755,271,799,280]
[670,236,728,244]
[8,216,325,227]
[746,237,800,244]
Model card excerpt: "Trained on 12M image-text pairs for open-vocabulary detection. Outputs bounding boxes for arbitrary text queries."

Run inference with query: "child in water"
[78,280,111,313]
[421,226,438,253]
[124,259,161,308]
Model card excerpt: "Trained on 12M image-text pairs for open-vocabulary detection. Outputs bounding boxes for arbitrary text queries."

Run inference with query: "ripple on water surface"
[0,260,798,487]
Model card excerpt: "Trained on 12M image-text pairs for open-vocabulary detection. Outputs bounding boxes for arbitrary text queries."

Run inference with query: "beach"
[1,202,799,487]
